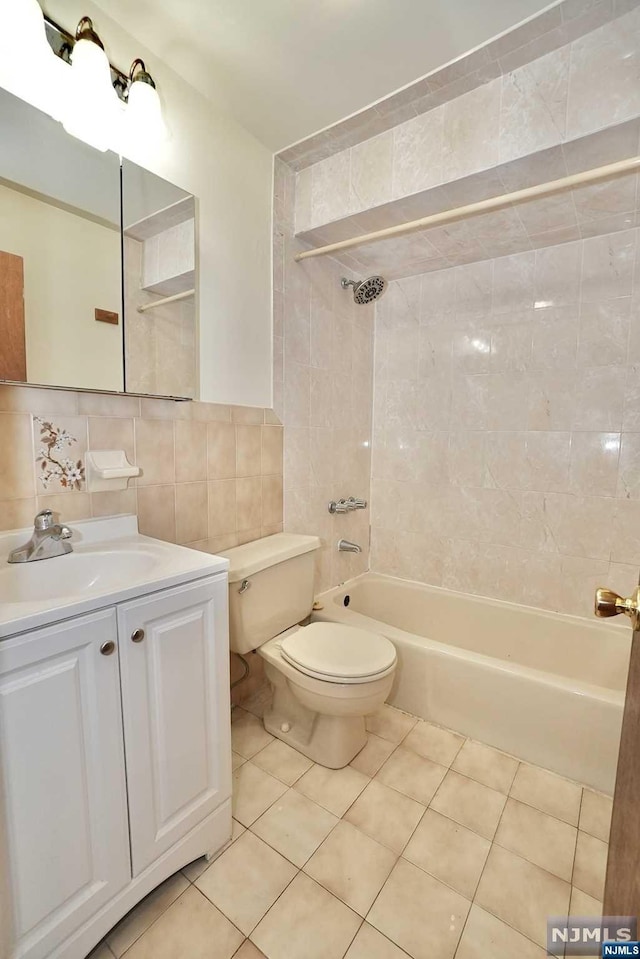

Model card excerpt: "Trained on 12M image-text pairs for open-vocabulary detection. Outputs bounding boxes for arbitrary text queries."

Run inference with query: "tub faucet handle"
[595,585,640,630]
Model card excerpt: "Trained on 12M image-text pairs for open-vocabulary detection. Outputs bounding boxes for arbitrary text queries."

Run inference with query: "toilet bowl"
[220,533,397,768]
[260,622,396,767]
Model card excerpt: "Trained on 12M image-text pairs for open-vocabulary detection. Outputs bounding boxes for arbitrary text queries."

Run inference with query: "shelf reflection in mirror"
[122,162,197,400]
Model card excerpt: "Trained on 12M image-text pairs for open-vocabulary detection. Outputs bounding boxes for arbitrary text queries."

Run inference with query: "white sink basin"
[0,549,160,604]
[0,515,229,638]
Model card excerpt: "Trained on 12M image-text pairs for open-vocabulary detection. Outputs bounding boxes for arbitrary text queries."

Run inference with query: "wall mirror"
[0,87,198,400]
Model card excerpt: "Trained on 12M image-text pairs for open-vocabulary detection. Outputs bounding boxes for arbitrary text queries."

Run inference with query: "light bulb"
[0,0,65,119]
[63,18,121,152]
[122,60,167,154]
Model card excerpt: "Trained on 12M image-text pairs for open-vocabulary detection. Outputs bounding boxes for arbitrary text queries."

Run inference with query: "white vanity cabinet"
[118,578,230,875]
[0,609,130,959]
[0,566,231,959]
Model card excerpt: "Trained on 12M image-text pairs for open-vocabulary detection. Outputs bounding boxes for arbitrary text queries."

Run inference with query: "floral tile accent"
[35,417,86,492]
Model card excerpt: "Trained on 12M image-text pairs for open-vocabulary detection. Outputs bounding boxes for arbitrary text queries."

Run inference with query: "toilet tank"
[220,533,321,654]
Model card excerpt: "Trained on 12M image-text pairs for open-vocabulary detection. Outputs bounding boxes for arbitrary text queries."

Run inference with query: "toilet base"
[263,672,367,769]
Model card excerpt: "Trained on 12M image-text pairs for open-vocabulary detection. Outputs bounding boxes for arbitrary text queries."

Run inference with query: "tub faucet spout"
[338,539,361,554]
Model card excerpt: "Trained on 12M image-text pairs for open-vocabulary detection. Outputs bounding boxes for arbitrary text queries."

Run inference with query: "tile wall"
[274,160,374,592]
[0,385,283,551]
[278,0,640,171]
[293,6,640,233]
[370,229,640,617]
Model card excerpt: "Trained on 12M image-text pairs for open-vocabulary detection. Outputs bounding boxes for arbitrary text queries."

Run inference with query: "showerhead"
[341,275,387,305]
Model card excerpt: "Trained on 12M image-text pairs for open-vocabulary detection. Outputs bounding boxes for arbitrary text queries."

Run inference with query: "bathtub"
[312,572,631,794]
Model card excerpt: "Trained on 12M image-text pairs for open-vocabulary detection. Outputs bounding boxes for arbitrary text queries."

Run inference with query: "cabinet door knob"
[131,628,145,643]
[100,640,116,656]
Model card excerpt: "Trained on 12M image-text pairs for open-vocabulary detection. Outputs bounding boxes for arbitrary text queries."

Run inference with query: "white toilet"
[222,533,397,768]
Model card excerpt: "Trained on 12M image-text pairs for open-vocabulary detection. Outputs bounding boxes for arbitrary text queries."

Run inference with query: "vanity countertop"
[0,514,228,638]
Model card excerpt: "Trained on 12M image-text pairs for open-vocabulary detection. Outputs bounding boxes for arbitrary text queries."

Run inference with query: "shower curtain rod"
[293,155,640,262]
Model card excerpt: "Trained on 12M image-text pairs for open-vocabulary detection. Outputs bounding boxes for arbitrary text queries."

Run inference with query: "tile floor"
[89,698,613,959]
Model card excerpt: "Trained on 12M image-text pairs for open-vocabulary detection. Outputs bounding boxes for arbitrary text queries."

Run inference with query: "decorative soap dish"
[86,450,141,492]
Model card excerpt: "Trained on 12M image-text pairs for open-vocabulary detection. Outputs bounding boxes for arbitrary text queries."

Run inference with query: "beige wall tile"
[262,475,284,528]
[88,417,135,463]
[135,419,175,487]
[175,482,208,544]
[236,426,262,477]
[261,426,283,475]
[0,385,79,415]
[90,489,137,518]
[0,412,35,500]
[137,485,176,542]
[208,423,237,479]
[237,476,262,533]
[175,419,207,483]
[78,393,140,418]
[231,405,264,425]
[0,497,37,531]
[38,492,91,521]
[208,479,237,538]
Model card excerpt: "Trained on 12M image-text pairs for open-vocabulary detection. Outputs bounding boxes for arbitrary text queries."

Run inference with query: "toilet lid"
[280,622,396,682]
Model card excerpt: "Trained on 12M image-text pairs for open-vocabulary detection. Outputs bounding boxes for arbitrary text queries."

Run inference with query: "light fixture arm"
[74,16,104,49]
[128,58,157,92]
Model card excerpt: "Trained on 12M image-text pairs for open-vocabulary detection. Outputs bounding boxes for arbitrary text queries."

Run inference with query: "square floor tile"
[345,780,425,853]
[376,746,447,805]
[452,740,518,794]
[107,872,189,956]
[495,798,577,881]
[195,830,296,935]
[344,922,413,959]
[430,770,506,840]
[251,872,361,959]
[573,830,608,901]
[455,904,547,959]
[233,942,267,959]
[304,820,396,916]
[251,788,338,867]
[233,762,288,826]
[510,762,582,826]
[579,789,613,842]
[231,709,274,759]
[403,721,465,767]
[475,845,571,947]
[240,684,272,718]
[403,808,490,899]
[182,821,246,881]
[368,858,470,959]
[124,886,243,959]
[570,885,603,917]
[232,752,246,771]
[350,734,397,777]
[366,705,417,743]
[294,763,369,816]
[251,739,313,785]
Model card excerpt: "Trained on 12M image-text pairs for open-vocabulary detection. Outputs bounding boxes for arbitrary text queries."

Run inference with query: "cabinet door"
[0,610,130,959]
[118,576,231,875]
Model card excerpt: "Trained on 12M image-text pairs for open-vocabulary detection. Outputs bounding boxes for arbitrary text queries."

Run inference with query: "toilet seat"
[279,622,396,685]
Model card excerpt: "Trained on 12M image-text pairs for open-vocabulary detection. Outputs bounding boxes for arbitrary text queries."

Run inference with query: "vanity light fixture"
[0,2,168,154]
[0,0,66,119]
[124,59,167,146]
[63,17,121,152]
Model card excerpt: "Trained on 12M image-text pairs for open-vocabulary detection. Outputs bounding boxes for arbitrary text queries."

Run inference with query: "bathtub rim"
[313,571,628,707]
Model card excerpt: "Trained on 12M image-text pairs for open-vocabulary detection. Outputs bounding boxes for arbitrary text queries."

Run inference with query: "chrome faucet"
[338,539,362,554]
[8,510,73,563]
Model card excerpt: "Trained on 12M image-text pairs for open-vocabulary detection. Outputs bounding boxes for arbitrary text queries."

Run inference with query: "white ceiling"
[93,0,555,151]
